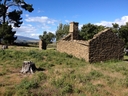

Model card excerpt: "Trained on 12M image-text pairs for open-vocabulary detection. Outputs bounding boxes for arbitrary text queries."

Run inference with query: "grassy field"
[0,45,128,96]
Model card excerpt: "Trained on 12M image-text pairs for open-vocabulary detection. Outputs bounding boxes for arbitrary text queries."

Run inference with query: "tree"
[79,23,105,40]
[0,0,34,44]
[112,23,119,36]
[0,22,17,44]
[119,22,128,48]
[56,23,69,41]
[39,31,55,49]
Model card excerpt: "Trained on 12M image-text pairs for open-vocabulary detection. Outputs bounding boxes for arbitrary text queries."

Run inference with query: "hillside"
[15,35,39,43]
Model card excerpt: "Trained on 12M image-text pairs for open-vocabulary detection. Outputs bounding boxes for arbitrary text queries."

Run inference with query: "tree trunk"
[20,61,37,74]
[2,45,8,50]
[3,0,7,24]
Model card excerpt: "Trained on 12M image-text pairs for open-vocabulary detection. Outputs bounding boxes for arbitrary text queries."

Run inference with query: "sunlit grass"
[0,45,128,96]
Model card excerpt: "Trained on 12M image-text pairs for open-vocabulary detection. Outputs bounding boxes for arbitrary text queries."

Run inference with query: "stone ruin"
[62,22,79,40]
[57,22,124,63]
[39,40,47,50]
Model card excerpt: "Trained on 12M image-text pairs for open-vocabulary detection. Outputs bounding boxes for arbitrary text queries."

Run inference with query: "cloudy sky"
[13,0,128,39]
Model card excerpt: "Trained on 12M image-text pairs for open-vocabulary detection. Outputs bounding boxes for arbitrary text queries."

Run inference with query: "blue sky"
[13,0,128,39]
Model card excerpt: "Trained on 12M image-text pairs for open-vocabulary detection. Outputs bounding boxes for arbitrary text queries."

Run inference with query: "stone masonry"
[39,40,42,50]
[89,29,124,63]
[57,22,124,63]
[39,40,46,50]
[62,22,79,40]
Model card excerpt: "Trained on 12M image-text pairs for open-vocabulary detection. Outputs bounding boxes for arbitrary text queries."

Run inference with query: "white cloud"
[25,14,29,17]
[95,16,128,27]
[72,15,79,18]
[17,15,128,39]
[25,16,57,24]
[115,16,128,25]
[13,15,58,39]
[13,24,40,39]
[30,33,40,37]
[14,15,59,39]
[79,24,83,29]
[14,24,37,33]
[65,20,70,23]
[41,24,51,30]
[78,16,128,30]
[37,10,41,13]
[37,10,44,13]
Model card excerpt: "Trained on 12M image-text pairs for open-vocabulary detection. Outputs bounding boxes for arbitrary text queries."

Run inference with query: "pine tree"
[0,22,17,44]
[0,0,34,45]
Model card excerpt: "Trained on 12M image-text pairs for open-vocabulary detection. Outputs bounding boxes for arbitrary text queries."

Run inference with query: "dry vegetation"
[0,45,128,96]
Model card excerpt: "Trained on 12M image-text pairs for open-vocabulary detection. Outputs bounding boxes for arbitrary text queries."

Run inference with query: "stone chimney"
[69,22,79,40]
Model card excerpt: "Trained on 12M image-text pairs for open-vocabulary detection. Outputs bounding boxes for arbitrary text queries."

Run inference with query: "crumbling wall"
[57,21,124,63]
[57,40,89,61]
[39,40,46,50]
[89,29,124,63]
[57,29,124,63]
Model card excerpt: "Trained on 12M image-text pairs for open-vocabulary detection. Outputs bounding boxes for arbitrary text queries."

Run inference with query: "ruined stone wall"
[39,40,42,50]
[57,40,90,62]
[57,29,124,63]
[39,40,47,50]
[89,29,124,63]
[57,21,124,63]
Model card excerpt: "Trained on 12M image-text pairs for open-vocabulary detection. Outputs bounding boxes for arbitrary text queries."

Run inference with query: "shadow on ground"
[36,67,45,71]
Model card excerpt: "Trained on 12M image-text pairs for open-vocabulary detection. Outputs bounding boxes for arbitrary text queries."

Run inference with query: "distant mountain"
[15,35,39,43]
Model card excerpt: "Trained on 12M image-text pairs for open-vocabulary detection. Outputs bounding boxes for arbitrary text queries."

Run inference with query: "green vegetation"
[0,46,128,96]
[39,31,55,49]
[55,22,128,49]
[56,23,69,41]
[79,23,105,40]
[0,0,34,44]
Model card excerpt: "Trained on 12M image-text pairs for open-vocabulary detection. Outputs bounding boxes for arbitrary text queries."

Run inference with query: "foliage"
[0,0,34,24]
[8,10,23,27]
[0,22,17,44]
[39,31,55,49]
[79,23,105,40]
[119,22,128,48]
[111,22,128,48]
[39,31,55,44]
[78,22,128,49]
[112,23,119,34]
[0,0,34,44]
[56,23,69,41]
